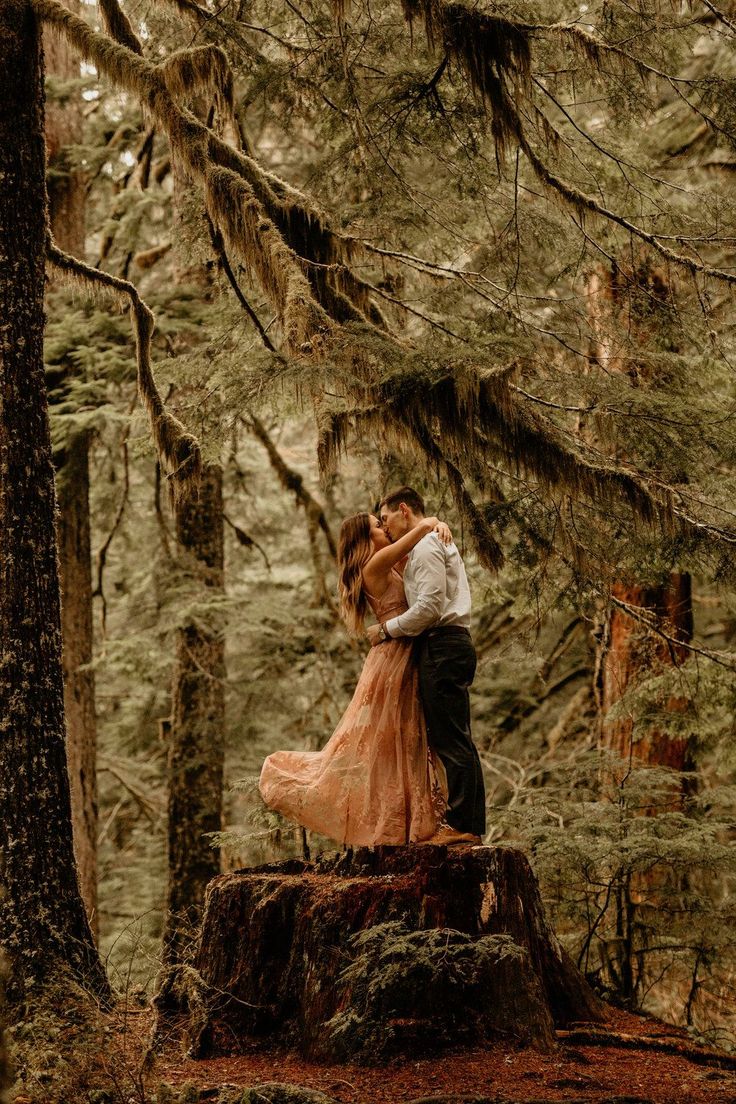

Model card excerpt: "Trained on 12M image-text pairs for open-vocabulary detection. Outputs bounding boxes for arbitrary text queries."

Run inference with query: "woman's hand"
[422,516,452,544]
[434,520,453,545]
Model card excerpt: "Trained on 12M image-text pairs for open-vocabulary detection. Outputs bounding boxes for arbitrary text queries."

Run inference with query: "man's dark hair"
[379,486,425,516]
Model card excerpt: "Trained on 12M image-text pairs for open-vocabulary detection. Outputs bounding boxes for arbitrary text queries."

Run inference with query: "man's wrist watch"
[377,622,389,643]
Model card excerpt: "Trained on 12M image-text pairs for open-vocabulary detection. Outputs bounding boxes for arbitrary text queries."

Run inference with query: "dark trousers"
[417,627,486,837]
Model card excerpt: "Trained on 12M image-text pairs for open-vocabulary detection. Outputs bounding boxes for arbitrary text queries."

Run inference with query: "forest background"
[4,0,736,1087]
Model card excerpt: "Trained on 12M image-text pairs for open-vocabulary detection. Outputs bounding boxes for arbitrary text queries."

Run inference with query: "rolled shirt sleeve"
[385,537,446,638]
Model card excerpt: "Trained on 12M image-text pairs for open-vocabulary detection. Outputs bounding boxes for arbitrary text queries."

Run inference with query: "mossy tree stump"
[179,846,602,1062]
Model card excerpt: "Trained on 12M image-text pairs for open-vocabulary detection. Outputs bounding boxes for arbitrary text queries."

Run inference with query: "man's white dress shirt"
[384,532,471,638]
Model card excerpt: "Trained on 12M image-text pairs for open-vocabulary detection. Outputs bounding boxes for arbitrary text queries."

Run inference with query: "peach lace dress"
[259,569,444,846]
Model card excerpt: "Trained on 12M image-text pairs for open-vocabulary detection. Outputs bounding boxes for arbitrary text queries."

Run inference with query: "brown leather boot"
[417,825,482,847]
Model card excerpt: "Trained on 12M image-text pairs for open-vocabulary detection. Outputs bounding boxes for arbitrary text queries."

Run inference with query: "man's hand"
[367,624,383,647]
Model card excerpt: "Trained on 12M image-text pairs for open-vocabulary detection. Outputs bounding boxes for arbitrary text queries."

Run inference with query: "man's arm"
[384,536,447,638]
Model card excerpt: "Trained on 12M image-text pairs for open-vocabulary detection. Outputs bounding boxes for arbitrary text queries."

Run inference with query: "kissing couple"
[259,486,486,848]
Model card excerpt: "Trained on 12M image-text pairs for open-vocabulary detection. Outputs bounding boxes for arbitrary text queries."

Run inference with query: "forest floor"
[117,1005,736,1104]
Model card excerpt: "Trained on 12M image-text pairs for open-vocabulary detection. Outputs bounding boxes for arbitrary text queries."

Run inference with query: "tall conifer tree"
[0,0,108,1001]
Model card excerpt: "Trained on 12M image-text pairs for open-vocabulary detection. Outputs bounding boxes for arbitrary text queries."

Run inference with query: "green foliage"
[497,750,736,1045]
[326,921,525,1058]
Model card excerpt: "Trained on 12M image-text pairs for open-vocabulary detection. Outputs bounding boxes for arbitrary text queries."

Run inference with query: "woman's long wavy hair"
[338,512,374,635]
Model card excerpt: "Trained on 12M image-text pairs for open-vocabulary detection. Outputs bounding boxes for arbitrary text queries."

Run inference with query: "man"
[367,486,486,846]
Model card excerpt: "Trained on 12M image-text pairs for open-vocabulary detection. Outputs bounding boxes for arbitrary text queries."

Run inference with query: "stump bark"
[186,846,602,1062]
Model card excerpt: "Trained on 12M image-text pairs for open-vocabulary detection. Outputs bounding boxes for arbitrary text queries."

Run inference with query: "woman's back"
[365,566,408,623]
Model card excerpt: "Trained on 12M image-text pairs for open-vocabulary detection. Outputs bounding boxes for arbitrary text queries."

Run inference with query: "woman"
[259,511,449,846]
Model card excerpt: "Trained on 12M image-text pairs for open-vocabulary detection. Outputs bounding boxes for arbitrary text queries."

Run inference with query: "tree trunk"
[45,2,98,939]
[56,435,98,936]
[0,960,9,1101]
[44,4,85,254]
[600,574,693,781]
[161,846,603,1062]
[597,576,693,1005]
[162,464,226,963]
[586,265,695,1007]
[160,144,226,965]
[586,262,694,787]
[0,0,108,1002]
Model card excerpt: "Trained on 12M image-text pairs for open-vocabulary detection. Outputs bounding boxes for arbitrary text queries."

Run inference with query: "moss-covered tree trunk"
[56,435,98,934]
[160,148,226,964]
[0,0,108,1003]
[44,6,85,252]
[45,1,99,940]
[162,463,226,963]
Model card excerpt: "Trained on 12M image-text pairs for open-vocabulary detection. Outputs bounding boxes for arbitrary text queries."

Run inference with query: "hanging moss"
[399,0,531,157]
[159,45,234,120]
[33,0,374,350]
[313,351,729,577]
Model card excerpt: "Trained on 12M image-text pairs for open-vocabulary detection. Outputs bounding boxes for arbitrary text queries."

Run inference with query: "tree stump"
[184,846,602,1063]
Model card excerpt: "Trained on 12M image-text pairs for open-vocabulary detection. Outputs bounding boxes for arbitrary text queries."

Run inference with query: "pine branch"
[316,355,736,575]
[155,0,211,25]
[403,415,505,571]
[364,0,736,289]
[609,594,736,671]
[697,0,736,35]
[247,413,338,558]
[159,44,234,117]
[205,213,279,354]
[519,135,736,287]
[47,238,202,503]
[38,0,390,337]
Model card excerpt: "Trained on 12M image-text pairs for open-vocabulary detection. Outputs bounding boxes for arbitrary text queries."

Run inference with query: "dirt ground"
[123,1005,736,1103]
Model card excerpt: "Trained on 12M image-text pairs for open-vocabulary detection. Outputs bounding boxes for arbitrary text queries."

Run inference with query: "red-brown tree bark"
[587,263,694,1006]
[600,574,693,781]
[587,262,694,786]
